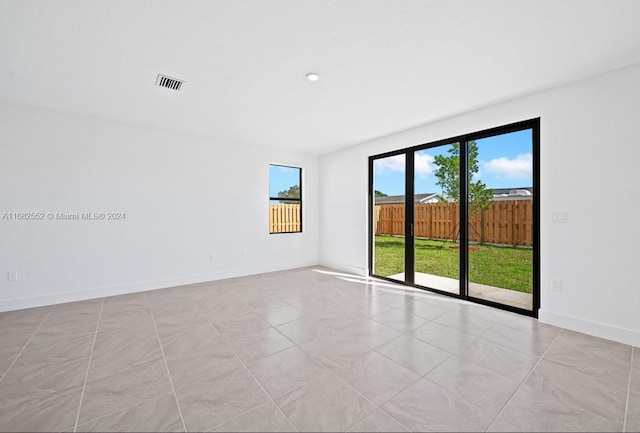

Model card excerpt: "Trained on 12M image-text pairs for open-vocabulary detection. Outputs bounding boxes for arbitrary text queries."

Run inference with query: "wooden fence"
[269,204,301,233]
[375,200,533,247]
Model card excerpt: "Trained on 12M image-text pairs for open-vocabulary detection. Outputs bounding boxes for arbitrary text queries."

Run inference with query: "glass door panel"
[413,144,460,295]
[372,154,406,282]
[369,119,538,316]
[467,130,534,311]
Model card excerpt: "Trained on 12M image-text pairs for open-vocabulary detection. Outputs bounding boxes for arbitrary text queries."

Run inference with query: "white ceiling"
[2,0,640,155]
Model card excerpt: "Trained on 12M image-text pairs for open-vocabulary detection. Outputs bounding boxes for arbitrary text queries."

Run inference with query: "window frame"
[269,164,303,234]
[368,118,540,317]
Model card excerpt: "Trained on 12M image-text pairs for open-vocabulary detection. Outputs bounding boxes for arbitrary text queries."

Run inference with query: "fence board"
[269,204,301,233]
[375,200,533,247]
[270,200,532,246]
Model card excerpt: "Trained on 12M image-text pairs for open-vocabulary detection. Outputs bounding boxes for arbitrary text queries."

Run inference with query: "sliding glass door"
[369,119,539,316]
[413,144,460,295]
[467,129,535,311]
[372,153,406,282]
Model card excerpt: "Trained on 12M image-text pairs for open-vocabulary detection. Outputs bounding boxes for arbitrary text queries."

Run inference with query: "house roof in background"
[2,1,640,155]
[375,193,440,204]
[492,187,533,201]
[376,187,534,204]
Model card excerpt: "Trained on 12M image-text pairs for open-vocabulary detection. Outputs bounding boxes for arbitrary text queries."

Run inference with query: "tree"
[277,185,300,204]
[374,190,388,197]
[433,141,493,214]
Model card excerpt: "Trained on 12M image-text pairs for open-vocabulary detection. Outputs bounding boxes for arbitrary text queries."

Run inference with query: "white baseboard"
[317,260,367,277]
[539,309,640,347]
[0,260,318,313]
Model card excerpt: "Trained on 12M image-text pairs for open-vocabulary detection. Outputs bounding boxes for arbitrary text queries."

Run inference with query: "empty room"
[1,0,639,432]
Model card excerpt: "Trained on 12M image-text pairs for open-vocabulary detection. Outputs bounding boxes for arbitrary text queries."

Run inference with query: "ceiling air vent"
[155,74,184,91]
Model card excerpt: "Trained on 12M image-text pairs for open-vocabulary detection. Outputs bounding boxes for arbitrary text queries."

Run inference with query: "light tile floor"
[0,266,637,432]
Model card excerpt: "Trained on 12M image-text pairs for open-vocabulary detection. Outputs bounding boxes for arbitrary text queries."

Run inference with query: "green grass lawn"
[374,235,533,293]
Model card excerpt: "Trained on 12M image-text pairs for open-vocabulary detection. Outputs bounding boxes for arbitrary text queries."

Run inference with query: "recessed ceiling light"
[305,72,320,82]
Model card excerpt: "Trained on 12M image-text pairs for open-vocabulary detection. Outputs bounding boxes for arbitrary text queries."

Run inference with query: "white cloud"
[374,154,405,174]
[483,153,532,179]
[374,153,434,177]
[415,153,435,177]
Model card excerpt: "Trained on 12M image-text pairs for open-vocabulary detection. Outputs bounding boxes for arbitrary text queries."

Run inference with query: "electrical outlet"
[551,212,567,223]
[209,253,214,261]
[7,270,18,281]
[551,280,562,292]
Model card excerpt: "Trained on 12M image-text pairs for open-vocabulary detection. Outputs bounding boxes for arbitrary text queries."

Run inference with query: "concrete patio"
[388,272,533,311]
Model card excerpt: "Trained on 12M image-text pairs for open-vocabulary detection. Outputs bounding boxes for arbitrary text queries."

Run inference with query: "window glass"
[269,165,302,233]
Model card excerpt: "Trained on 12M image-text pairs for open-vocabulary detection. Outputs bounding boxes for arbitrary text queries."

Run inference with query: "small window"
[269,164,302,233]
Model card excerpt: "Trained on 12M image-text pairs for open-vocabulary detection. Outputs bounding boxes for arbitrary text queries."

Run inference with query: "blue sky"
[374,129,533,196]
[269,165,301,197]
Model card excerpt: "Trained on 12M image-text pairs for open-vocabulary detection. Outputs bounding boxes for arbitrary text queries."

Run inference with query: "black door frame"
[368,118,540,318]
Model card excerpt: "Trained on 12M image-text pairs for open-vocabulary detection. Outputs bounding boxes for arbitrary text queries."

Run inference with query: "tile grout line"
[276,303,442,430]
[0,306,54,385]
[444,322,540,384]
[360,330,444,432]
[207,402,270,432]
[146,294,188,433]
[623,346,634,432]
[302,345,413,433]
[470,321,557,360]
[486,327,564,431]
[366,357,434,433]
[326,369,410,432]
[371,320,509,430]
[370,331,454,379]
[419,375,499,423]
[207,371,325,432]
[73,297,105,433]
[75,391,176,428]
[196,306,301,433]
[453,344,528,384]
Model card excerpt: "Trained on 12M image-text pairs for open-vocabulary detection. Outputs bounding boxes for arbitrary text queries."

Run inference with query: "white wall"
[319,63,640,347]
[0,102,319,310]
